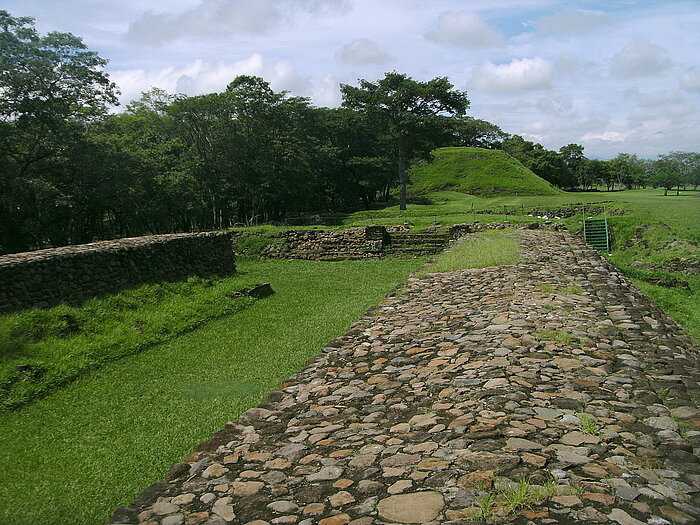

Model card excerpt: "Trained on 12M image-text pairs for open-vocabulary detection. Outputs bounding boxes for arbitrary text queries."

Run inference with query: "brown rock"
[328,491,356,507]
[377,492,444,523]
[231,481,264,497]
[303,503,325,516]
[659,506,695,525]
[521,509,548,519]
[521,453,547,467]
[457,470,494,489]
[186,513,210,525]
[319,514,351,525]
[333,478,354,489]
[416,457,449,471]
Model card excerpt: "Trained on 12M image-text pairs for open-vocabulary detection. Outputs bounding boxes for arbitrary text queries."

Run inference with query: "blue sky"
[6,0,700,158]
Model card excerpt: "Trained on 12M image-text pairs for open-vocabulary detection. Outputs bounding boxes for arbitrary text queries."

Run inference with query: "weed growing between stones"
[469,478,562,523]
[537,283,584,295]
[537,329,574,344]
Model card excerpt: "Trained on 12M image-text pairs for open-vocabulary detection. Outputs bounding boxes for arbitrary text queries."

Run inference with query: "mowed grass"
[0,256,424,525]
[417,230,520,277]
[0,276,269,410]
[408,147,561,197]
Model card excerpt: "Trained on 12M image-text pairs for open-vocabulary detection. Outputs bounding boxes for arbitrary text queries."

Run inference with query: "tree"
[652,155,682,196]
[340,72,469,210]
[609,153,645,190]
[583,159,611,190]
[0,10,119,252]
[451,116,508,149]
[559,144,586,189]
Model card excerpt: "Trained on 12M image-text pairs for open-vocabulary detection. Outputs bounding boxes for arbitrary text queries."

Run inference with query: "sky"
[6,0,700,159]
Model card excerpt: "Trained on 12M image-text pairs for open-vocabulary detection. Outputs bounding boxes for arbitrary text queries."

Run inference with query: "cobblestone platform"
[111,231,700,525]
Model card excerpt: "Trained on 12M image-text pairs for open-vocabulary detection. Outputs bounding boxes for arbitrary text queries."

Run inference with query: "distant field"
[408,147,561,197]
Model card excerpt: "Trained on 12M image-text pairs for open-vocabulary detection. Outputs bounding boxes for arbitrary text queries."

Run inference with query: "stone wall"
[259,226,455,261]
[0,232,236,312]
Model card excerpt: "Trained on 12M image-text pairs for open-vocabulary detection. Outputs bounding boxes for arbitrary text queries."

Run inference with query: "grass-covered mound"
[409,147,562,197]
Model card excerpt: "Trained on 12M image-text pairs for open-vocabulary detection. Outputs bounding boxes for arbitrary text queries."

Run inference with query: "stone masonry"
[111,231,700,525]
[258,227,451,261]
[0,232,236,312]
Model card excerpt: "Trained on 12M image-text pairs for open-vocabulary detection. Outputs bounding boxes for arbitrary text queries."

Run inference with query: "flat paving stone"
[109,230,700,525]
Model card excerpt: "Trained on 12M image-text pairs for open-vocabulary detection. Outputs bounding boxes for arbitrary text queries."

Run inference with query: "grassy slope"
[0,276,269,410]
[408,147,562,197]
[0,257,423,525]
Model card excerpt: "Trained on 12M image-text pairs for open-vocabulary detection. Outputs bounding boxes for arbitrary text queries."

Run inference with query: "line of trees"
[458,128,700,194]
[1,10,698,254]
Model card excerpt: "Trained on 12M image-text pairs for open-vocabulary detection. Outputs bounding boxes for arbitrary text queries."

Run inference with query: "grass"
[537,329,574,344]
[577,413,604,436]
[416,230,520,277]
[408,147,562,197]
[0,276,268,410]
[472,478,561,522]
[0,256,424,525]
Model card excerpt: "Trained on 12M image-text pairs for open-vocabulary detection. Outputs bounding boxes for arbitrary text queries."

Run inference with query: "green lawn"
[416,230,520,278]
[0,276,268,410]
[0,257,423,525]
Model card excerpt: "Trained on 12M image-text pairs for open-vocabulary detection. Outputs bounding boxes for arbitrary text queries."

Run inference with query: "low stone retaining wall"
[0,232,236,312]
[259,226,458,261]
[257,223,565,261]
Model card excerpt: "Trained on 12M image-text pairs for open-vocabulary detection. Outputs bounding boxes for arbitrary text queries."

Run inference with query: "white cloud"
[535,9,612,35]
[580,131,632,142]
[312,73,344,107]
[611,38,672,78]
[125,0,349,45]
[524,121,551,132]
[424,11,505,49]
[337,38,393,65]
[471,57,553,93]
[111,54,312,104]
[680,67,700,91]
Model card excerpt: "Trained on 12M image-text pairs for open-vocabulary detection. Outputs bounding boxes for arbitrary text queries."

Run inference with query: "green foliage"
[450,116,508,149]
[0,256,422,525]
[0,10,119,253]
[408,147,562,197]
[341,72,470,210]
[416,230,519,277]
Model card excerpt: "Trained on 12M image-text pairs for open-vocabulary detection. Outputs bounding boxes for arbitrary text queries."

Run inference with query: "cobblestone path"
[112,231,700,525]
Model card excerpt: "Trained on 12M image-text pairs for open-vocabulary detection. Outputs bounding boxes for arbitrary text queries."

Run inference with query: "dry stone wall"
[259,226,455,261]
[0,232,236,312]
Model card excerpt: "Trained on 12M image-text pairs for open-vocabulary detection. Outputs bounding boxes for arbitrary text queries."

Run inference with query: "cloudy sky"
[7,0,700,158]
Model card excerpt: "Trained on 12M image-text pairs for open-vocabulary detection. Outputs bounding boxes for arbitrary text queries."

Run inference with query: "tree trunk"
[398,145,407,211]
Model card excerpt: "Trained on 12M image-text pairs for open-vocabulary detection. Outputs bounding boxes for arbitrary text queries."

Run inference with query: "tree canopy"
[340,72,469,210]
